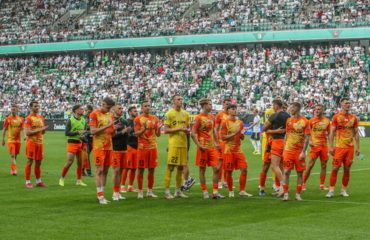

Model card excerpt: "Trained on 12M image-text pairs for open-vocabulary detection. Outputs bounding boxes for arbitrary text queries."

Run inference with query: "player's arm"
[221,126,240,141]
[353,127,360,155]
[65,119,86,136]
[114,120,130,138]
[213,127,221,150]
[164,124,187,134]
[328,125,336,156]
[191,128,205,151]
[135,120,147,137]
[90,122,113,135]
[155,119,163,137]
[299,134,310,161]
[262,121,272,132]
[1,127,7,146]
[24,126,49,136]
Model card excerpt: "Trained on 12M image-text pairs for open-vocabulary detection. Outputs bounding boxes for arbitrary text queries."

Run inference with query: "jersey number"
[171,156,178,164]
[200,159,205,165]
[139,160,145,167]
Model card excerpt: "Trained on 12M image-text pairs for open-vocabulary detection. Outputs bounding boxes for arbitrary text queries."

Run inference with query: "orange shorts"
[223,153,248,171]
[137,148,158,169]
[8,142,21,154]
[127,146,138,169]
[26,141,43,161]
[271,139,284,157]
[333,147,354,167]
[283,150,306,172]
[196,147,220,167]
[93,150,112,167]
[310,146,329,161]
[111,151,128,168]
[66,142,83,154]
[218,141,225,160]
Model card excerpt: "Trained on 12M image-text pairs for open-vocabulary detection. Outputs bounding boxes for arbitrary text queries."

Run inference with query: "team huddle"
[1,96,361,204]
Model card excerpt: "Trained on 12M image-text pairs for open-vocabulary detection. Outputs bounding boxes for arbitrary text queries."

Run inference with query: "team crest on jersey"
[193,120,197,125]
[349,121,353,124]
[163,116,167,121]
[25,120,29,124]
[89,117,93,122]
[134,121,137,126]
[220,125,224,130]
[301,163,305,167]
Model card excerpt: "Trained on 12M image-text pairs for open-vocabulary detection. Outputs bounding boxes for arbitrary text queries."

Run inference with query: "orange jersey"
[3,116,24,143]
[134,114,159,149]
[24,114,45,144]
[192,113,215,149]
[309,116,330,147]
[89,110,114,150]
[331,113,358,148]
[215,110,229,140]
[285,116,310,152]
[220,118,244,154]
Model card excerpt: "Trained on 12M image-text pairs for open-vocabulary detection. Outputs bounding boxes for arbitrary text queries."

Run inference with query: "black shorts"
[250,132,260,141]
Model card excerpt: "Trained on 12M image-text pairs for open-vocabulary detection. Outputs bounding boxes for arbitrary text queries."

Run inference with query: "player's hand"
[215,143,221,151]
[275,127,285,134]
[106,121,114,128]
[299,152,305,162]
[1,140,5,146]
[44,125,49,131]
[355,148,360,156]
[166,146,169,152]
[158,120,164,129]
[241,128,247,135]
[143,122,148,129]
[78,130,87,134]
[198,145,206,151]
[180,127,189,132]
[309,141,314,147]
[329,147,335,156]
[124,126,132,133]
[235,126,241,134]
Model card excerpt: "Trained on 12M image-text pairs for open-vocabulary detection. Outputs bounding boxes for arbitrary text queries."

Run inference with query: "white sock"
[256,140,261,152]
[213,191,218,194]
[165,189,170,194]
[76,179,81,183]
[251,140,257,151]
[60,177,65,180]
[36,178,41,184]
[26,180,31,184]
[128,185,133,188]
[175,188,181,193]
[97,187,103,192]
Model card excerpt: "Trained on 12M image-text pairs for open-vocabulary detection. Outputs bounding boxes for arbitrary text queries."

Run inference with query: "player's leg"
[270,139,285,195]
[302,157,317,190]
[236,154,252,197]
[94,150,110,204]
[136,149,147,196]
[59,152,75,186]
[125,146,137,192]
[199,166,208,198]
[111,151,124,200]
[34,143,47,187]
[75,149,86,185]
[282,151,294,201]
[259,162,270,195]
[9,142,19,175]
[165,164,175,199]
[255,133,261,154]
[25,158,33,188]
[341,149,354,197]
[224,154,235,197]
[146,148,158,197]
[250,134,257,153]
[295,171,304,201]
[326,148,342,198]
[208,148,224,199]
[319,147,330,190]
[120,169,128,192]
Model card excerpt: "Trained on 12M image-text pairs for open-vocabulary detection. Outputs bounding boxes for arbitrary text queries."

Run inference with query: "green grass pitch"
[1,132,370,239]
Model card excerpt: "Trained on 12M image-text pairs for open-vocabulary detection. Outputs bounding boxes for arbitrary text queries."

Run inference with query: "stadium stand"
[0,44,369,120]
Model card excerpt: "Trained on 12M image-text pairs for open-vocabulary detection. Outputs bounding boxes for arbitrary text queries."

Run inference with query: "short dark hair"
[272,99,283,108]
[340,98,350,103]
[72,104,82,113]
[226,104,237,111]
[172,94,181,101]
[29,101,38,108]
[141,101,150,106]
[283,102,288,108]
[223,98,231,103]
[290,102,302,110]
[199,98,211,107]
[128,106,137,113]
[103,97,115,106]
[85,104,94,112]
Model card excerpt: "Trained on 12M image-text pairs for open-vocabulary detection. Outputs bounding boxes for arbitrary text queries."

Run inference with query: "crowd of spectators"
[0,44,369,120]
[1,0,370,45]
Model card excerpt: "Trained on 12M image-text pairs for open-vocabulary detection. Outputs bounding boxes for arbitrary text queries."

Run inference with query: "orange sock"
[239,173,247,192]
[76,167,82,180]
[260,172,267,189]
[148,173,154,191]
[97,191,104,197]
[137,174,143,191]
[113,185,120,194]
[128,169,136,185]
[201,184,207,193]
[296,185,302,194]
[61,167,69,178]
[226,173,233,191]
[223,170,227,183]
[330,170,338,190]
[11,164,17,171]
[121,169,128,186]
[320,175,326,185]
[303,174,309,184]
[275,176,281,187]
[25,165,31,180]
[212,183,218,193]
[218,166,223,182]
[34,165,41,179]
[342,169,350,190]
[283,184,289,194]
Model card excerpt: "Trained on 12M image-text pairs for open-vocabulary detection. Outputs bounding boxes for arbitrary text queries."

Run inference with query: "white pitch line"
[152,168,370,189]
